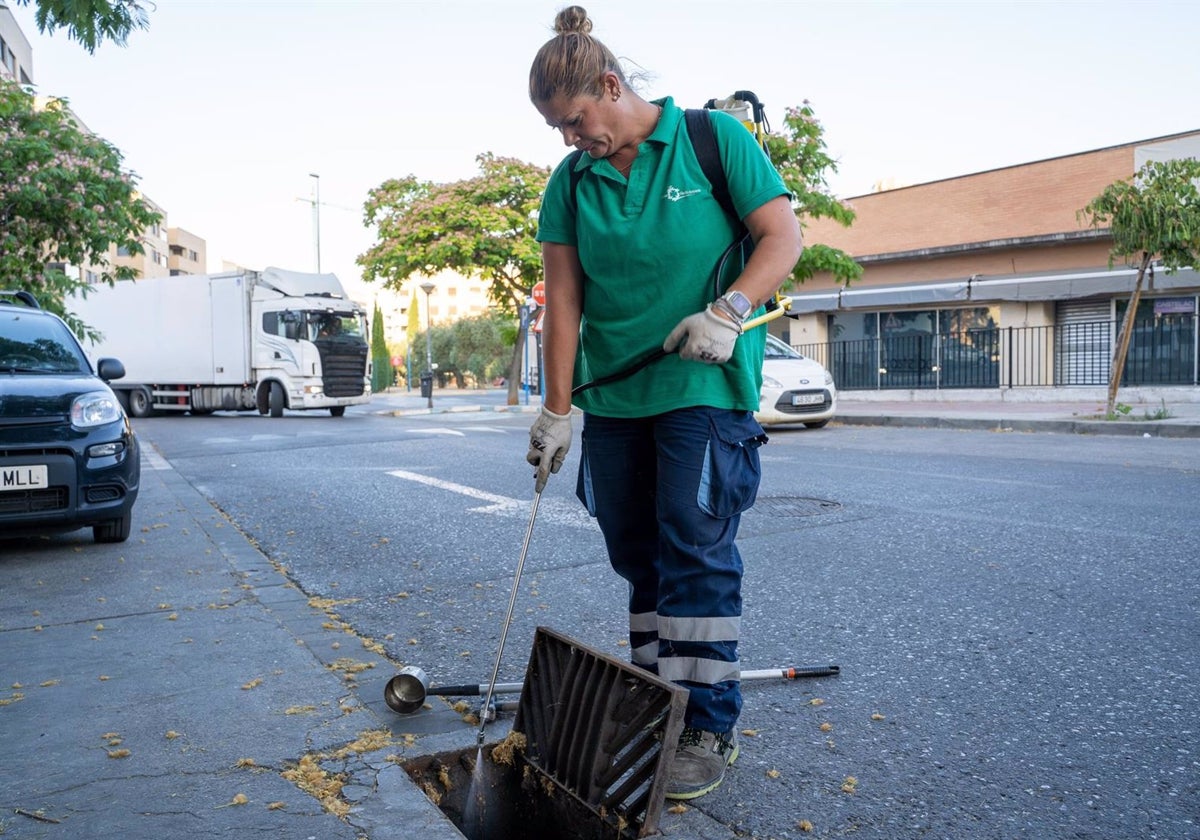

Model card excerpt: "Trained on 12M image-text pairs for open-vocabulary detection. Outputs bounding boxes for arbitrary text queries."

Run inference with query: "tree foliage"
[370,303,391,394]
[13,0,149,52]
[1078,156,1200,415]
[420,311,512,389]
[359,153,548,402]
[359,153,549,314]
[764,102,862,287]
[0,78,161,339]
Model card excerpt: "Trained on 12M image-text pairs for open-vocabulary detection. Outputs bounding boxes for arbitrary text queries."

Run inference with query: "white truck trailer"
[70,267,372,417]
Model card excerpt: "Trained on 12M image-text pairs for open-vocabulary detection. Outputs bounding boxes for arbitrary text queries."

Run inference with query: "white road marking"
[408,428,467,437]
[386,469,597,530]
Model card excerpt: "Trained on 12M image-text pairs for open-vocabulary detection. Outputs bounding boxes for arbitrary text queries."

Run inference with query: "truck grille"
[320,345,368,397]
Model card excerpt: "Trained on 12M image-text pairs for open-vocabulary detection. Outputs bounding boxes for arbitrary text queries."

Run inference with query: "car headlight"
[761,374,784,389]
[72,391,123,428]
[824,371,835,386]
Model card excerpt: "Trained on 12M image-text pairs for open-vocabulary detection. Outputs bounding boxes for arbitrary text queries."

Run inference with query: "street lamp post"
[419,280,435,409]
[309,173,321,273]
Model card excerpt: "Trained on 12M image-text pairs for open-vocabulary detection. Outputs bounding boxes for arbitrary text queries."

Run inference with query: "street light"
[419,280,436,409]
[309,173,321,273]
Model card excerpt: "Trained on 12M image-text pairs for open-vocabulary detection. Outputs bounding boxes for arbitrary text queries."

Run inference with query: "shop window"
[1116,297,1197,385]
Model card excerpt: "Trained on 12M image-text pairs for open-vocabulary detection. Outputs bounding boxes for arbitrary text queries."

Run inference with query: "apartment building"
[0,2,33,85]
[168,227,207,276]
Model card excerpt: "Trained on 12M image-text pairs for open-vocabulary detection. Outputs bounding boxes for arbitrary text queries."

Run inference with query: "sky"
[8,0,1200,305]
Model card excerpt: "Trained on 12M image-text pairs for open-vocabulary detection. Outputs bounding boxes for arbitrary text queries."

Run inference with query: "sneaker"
[664,727,739,800]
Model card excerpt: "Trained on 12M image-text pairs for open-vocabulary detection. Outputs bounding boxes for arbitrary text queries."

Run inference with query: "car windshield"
[764,335,807,360]
[0,313,89,373]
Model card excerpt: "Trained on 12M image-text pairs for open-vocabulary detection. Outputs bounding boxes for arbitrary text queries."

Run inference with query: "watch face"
[725,291,752,318]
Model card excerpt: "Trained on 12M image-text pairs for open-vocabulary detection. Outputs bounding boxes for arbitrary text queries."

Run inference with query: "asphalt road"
[122,405,1199,840]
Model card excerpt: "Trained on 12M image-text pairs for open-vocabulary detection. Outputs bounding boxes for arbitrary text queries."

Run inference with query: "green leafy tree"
[359,153,548,404]
[764,101,862,288]
[13,0,149,52]
[1079,157,1200,415]
[0,79,160,339]
[370,303,391,393]
[447,311,512,387]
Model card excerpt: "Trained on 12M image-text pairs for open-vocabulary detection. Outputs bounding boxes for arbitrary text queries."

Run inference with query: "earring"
[612,90,620,102]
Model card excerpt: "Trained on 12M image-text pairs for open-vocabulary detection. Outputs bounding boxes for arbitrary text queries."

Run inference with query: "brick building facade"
[784,130,1200,394]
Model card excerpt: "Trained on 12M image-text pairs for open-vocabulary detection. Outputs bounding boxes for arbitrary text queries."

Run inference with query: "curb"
[834,414,1200,438]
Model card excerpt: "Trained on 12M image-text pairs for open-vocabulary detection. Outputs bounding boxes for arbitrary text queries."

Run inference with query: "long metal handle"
[477,487,542,746]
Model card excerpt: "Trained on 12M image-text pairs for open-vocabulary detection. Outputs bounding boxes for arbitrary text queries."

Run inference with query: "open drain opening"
[405,627,687,839]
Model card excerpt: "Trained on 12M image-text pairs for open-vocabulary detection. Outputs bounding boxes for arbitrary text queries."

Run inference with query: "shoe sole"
[663,740,740,801]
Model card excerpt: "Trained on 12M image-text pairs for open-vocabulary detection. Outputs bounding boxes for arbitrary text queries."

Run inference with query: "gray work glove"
[662,304,743,364]
[527,406,572,492]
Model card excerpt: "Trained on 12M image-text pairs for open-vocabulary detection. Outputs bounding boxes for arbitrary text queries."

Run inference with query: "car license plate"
[791,393,824,406]
[2,465,48,491]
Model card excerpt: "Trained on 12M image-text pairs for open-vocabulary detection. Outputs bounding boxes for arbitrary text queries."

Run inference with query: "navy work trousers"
[575,406,767,733]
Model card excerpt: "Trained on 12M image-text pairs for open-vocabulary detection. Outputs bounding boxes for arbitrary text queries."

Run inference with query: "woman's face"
[537,90,622,159]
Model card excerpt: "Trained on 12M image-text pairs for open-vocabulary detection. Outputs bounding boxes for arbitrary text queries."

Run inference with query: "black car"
[1,290,140,543]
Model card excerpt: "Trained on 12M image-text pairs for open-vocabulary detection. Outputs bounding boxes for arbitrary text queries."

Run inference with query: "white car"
[755,334,837,429]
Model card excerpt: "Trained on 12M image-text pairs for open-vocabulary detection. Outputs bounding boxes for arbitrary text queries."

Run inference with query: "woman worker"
[525,6,803,801]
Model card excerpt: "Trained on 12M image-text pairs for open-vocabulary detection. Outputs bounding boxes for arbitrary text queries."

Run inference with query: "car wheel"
[269,381,285,418]
[127,387,155,418]
[93,512,132,543]
[804,419,831,429]
[329,406,346,417]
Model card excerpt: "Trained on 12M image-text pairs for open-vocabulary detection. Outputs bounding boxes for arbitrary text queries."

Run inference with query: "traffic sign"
[531,281,546,307]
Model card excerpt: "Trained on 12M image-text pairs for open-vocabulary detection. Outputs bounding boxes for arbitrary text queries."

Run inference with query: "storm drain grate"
[405,627,687,840]
[751,495,843,517]
[514,627,688,838]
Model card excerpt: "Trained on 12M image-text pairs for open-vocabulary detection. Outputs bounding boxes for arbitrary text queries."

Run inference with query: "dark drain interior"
[406,627,687,839]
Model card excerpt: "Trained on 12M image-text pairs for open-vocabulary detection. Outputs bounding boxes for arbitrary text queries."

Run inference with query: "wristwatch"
[720,290,754,320]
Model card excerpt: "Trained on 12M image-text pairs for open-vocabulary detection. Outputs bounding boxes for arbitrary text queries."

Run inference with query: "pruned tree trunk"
[1105,251,1152,416]
[506,324,525,406]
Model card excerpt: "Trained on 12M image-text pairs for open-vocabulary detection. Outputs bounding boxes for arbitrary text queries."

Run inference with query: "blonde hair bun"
[554,5,592,36]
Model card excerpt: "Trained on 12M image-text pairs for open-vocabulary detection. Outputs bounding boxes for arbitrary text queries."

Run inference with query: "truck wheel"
[269,381,285,418]
[127,387,155,418]
[329,406,346,417]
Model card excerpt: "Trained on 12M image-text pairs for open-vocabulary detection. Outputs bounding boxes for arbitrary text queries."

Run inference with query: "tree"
[13,0,149,53]
[765,101,862,288]
[370,302,391,394]
[1079,157,1200,416]
[0,78,161,339]
[359,153,549,405]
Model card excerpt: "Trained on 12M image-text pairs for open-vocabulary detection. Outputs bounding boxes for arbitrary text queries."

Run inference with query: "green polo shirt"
[537,96,788,418]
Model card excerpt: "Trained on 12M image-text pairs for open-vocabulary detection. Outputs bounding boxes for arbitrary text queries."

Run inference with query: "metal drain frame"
[513,627,688,839]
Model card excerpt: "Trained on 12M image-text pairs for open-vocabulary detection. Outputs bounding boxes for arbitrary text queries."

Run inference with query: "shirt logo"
[664,185,703,202]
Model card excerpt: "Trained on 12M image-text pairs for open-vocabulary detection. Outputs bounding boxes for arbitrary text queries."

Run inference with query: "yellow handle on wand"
[742,293,792,331]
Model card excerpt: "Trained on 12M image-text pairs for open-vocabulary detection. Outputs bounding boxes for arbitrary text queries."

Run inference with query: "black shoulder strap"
[684,108,740,230]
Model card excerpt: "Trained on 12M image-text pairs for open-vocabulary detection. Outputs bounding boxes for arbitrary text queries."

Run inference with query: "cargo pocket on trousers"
[698,412,768,519]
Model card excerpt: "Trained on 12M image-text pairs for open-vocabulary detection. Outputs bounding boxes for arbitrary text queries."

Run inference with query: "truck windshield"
[307,312,364,342]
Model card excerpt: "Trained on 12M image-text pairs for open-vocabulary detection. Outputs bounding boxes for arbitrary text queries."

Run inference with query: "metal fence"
[794,315,1198,390]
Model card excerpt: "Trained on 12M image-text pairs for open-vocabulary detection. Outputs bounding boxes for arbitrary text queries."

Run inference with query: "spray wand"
[476,475,545,746]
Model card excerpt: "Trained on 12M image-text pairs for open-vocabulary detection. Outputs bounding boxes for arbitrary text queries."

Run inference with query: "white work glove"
[662,304,742,364]
[527,406,572,492]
